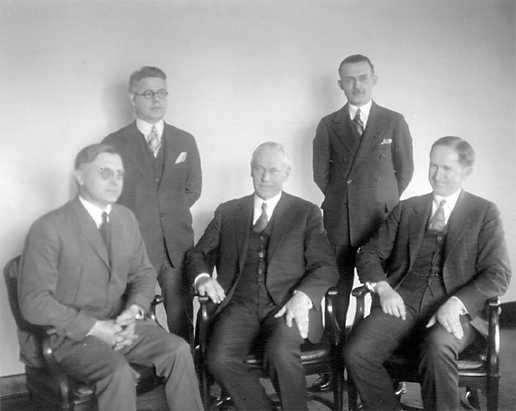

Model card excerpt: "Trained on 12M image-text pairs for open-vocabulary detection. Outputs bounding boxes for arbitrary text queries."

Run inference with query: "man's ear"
[372,74,378,87]
[129,92,136,107]
[73,169,83,186]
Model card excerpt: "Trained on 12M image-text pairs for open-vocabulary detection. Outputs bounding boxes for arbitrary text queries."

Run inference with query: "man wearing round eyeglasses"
[104,66,202,343]
[19,144,203,411]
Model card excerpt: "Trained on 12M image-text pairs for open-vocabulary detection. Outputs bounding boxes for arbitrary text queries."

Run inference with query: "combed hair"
[431,136,475,168]
[129,66,167,91]
[74,144,120,170]
[251,141,291,169]
[338,54,375,76]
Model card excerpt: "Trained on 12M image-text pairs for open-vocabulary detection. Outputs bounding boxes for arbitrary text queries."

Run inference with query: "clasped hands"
[89,304,143,350]
[196,276,312,339]
[375,281,466,339]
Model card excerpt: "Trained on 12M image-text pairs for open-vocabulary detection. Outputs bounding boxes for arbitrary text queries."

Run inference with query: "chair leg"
[333,365,344,411]
[346,372,359,411]
[486,376,499,411]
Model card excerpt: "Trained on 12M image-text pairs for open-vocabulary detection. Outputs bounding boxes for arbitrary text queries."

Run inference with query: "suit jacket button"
[347,179,352,184]
[155,177,160,184]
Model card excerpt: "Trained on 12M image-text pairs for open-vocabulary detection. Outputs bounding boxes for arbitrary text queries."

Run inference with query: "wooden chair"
[194,287,344,411]
[347,285,501,411]
[4,255,165,410]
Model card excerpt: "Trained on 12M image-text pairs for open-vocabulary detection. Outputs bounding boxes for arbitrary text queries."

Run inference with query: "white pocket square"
[380,138,392,145]
[175,152,187,164]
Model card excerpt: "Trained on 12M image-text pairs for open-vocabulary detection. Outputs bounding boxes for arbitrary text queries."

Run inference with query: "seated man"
[344,136,511,411]
[186,142,338,411]
[18,144,203,411]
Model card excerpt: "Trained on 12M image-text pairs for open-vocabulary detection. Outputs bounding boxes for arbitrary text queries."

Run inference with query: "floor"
[3,327,516,411]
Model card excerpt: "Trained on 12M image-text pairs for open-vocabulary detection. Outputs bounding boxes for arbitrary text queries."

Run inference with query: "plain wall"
[1,0,514,377]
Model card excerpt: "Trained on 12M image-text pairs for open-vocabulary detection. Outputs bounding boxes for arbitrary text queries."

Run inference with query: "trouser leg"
[419,317,477,411]
[262,314,306,411]
[206,302,274,411]
[158,258,193,342]
[53,336,138,411]
[344,307,418,411]
[123,320,203,411]
[334,244,357,329]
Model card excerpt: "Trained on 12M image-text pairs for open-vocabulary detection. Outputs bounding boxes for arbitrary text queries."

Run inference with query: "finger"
[297,321,308,339]
[426,315,436,328]
[399,302,406,321]
[274,306,286,318]
[286,310,294,328]
[450,320,464,340]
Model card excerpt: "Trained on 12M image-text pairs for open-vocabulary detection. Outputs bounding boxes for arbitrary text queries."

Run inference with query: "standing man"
[312,54,413,383]
[186,142,338,411]
[19,144,203,411]
[104,66,202,341]
[344,137,511,411]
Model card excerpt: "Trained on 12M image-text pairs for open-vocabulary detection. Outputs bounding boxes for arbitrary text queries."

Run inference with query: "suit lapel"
[444,191,471,261]
[268,193,296,260]
[351,102,383,167]
[71,199,110,269]
[126,122,154,179]
[408,194,433,267]
[331,105,361,154]
[235,196,253,274]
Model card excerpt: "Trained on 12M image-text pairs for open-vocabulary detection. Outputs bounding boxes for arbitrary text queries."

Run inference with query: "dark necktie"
[428,200,446,231]
[99,211,111,251]
[147,125,161,157]
[253,202,269,233]
[352,109,364,136]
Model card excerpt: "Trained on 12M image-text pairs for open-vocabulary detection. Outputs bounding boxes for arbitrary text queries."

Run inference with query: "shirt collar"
[432,189,462,224]
[79,196,112,228]
[348,100,373,126]
[253,191,282,223]
[136,119,164,141]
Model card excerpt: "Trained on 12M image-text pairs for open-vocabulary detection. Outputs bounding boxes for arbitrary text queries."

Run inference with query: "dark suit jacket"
[186,192,338,342]
[103,121,202,268]
[356,191,511,334]
[18,198,156,366]
[313,102,413,246]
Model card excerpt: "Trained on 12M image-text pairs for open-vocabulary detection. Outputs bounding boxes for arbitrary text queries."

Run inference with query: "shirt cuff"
[450,296,468,315]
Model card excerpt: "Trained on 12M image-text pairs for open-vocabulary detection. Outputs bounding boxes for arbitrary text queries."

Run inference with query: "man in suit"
[344,137,511,411]
[19,144,203,411]
[186,142,338,411]
[103,66,202,341]
[312,55,413,370]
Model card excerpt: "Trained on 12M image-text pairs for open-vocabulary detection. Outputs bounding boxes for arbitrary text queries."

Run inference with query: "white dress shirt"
[348,99,373,129]
[79,196,112,228]
[253,191,282,225]
[136,119,164,143]
[431,189,462,226]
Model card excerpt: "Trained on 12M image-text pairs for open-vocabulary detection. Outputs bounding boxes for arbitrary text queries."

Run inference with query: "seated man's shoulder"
[29,201,75,233]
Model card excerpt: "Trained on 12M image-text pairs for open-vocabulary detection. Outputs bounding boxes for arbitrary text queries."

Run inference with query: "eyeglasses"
[133,89,168,100]
[98,168,124,180]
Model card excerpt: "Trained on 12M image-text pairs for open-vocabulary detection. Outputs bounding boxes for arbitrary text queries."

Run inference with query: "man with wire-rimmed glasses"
[104,66,202,343]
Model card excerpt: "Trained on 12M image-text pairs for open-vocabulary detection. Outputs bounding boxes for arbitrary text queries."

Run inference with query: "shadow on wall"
[101,81,134,133]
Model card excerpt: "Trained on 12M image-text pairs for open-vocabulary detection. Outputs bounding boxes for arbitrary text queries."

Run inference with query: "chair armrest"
[487,296,501,377]
[41,336,73,404]
[324,287,341,345]
[351,285,371,329]
[196,295,212,357]
[147,294,164,324]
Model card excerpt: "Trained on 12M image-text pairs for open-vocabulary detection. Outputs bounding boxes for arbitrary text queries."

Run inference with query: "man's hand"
[113,322,138,351]
[375,281,406,320]
[426,298,465,339]
[274,291,312,339]
[88,320,123,346]
[196,276,226,304]
[116,304,143,327]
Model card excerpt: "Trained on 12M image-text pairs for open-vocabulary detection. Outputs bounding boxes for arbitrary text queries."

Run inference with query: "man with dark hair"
[186,142,338,411]
[19,144,203,411]
[311,54,414,390]
[103,66,202,341]
[344,137,511,411]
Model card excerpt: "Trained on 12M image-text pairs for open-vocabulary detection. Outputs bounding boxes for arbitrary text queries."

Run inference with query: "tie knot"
[354,109,361,121]
[261,202,267,213]
[101,211,109,225]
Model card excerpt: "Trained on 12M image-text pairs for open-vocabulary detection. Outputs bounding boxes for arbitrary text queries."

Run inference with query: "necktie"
[99,211,111,251]
[147,126,161,157]
[352,109,364,136]
[428,200,446,231]
[253,202,269,233]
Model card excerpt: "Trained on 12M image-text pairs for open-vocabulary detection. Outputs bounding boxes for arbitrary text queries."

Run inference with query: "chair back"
[4,255,46,367]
